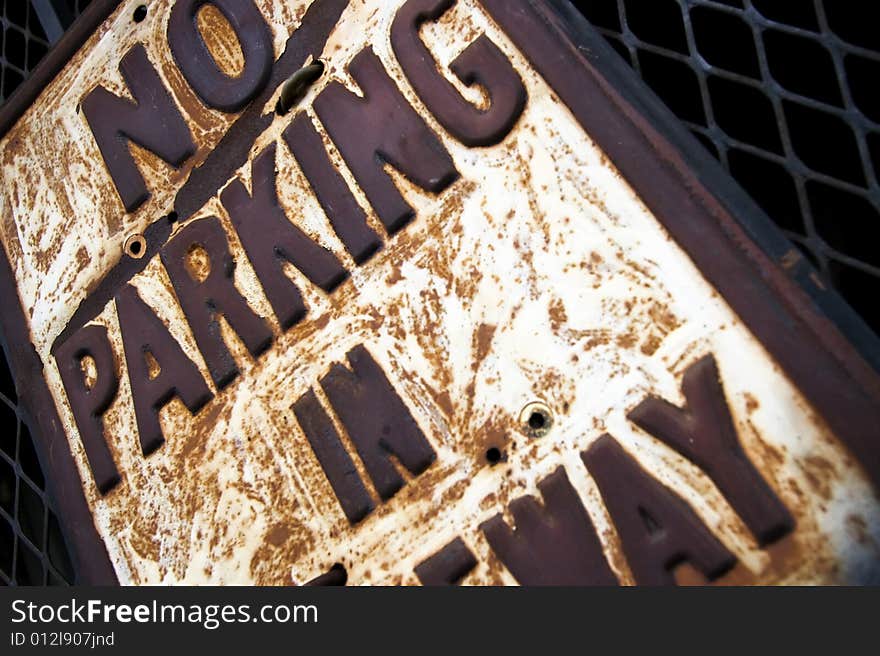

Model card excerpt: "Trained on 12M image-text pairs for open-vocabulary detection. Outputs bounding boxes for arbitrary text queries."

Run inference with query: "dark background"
[1,0,878,585]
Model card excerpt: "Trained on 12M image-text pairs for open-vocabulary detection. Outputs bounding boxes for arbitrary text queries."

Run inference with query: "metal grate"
[1,1,50,103]
[0,347,76,585]
[574,0,880,334]
[1,0,879,586]
[2,2,95,103]
[0,0,91,586]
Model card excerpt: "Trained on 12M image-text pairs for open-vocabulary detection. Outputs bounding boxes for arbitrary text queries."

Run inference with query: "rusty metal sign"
[0,0,879,585]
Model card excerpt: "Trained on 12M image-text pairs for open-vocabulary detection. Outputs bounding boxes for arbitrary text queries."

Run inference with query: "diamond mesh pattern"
[1,346,76,585]
[574,0,880,333]
[0,0,878,586]
[1,0,92,586]
[1,1,51,103]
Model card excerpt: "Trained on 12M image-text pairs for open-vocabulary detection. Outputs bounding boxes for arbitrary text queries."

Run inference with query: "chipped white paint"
[0,0,877,585]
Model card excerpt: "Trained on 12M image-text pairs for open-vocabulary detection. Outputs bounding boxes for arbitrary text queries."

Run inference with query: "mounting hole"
[167,211,178,223]
[275,60,326,115]
[519,401,553,438]
[133,5,148,23]
[529,412,545,430]
[485,447,502,465]
[124,233,147,259]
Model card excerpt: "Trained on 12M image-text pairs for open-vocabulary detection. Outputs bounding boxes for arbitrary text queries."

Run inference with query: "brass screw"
[519,401,553,438]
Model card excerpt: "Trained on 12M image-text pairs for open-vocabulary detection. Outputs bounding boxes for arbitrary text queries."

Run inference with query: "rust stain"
[799,455,838,502]
[266,523,292,547]
[472,323,497,371]
[197,4,246,78]
[386,263,404,285]
[744,392,760,414]
[548,298,567,333]
[423,379,455,419]
[129,516,161,562]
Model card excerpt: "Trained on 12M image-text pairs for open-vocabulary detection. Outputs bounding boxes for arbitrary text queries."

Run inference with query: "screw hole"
[520,401,553,438]
[167,211,178,223]
[528,412,545,430]
[133,5,147,23]
[485,447,502,465]
[124,234,147,259]
[275,60,326,115]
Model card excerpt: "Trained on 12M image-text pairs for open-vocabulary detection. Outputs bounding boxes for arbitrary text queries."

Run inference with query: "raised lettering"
[292,389,374,524]
[161,216,273,389]
[415,537,477,585]
[55,325,120,494]
[305,563,348,586]
[221,142,348,330]
[82,44,195,213]
[313,48,459,235]
[582,435,736,586]
[115,284,213,457]
[319,345,436,500]
[167,0,273,112]
[480,467,618,585]
[628,355,795,546]
[392,0,527,147]
[283,114,382,265]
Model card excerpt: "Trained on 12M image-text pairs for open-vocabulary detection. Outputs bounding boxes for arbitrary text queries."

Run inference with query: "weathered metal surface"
[0,0,878,585]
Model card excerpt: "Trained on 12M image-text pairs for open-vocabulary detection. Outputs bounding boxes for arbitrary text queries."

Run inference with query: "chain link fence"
[575,0,880,333]
[1,0,878,585]
[1,2,50,103]
[2,0,92,586]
